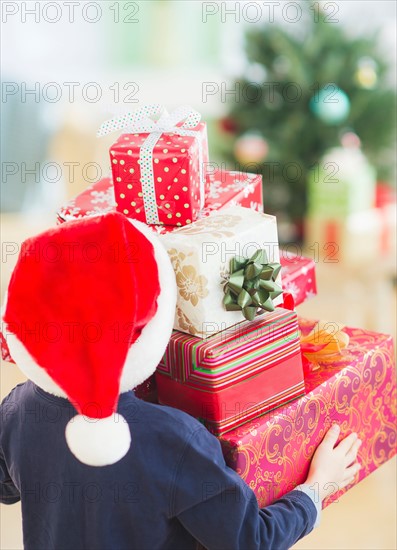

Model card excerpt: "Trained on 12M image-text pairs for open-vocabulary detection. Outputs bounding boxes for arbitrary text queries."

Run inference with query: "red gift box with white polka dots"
[110,122,209,226]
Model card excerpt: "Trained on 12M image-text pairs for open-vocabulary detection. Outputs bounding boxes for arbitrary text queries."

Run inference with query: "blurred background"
[1,1,396,548]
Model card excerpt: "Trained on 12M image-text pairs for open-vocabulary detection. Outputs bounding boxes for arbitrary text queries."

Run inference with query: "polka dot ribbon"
[97,105,204,225]
[97,104,201,137]
[97,104,164,137]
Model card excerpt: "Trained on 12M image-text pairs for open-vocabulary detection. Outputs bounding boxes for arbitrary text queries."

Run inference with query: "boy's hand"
[305,424,361,502]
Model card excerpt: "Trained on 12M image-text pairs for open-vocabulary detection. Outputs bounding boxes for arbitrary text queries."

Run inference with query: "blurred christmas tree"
[218,1,396,240]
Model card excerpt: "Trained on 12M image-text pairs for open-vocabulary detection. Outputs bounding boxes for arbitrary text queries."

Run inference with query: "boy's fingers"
[343,462,361,481]
[337,432,358,454]
[339,476,355,490]
[345,439,362,466]
[322,424,341,448]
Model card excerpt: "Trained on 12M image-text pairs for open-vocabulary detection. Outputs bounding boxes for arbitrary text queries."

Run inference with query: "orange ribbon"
[300,321,349,371]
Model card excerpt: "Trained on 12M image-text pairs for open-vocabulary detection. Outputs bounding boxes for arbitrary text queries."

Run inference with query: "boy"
[0,213,361,549]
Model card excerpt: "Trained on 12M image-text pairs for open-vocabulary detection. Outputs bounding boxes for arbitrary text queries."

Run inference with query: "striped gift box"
[156,308,305,435]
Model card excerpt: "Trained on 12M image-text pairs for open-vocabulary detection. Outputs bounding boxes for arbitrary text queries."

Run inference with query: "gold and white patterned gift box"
[160,206,283,338]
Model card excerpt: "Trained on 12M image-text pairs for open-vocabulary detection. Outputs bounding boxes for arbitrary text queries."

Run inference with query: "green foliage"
[221,1,396,224]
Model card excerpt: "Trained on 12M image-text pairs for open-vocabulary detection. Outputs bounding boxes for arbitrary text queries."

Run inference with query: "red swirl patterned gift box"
[218,319,397,509]
[156,308,305,435]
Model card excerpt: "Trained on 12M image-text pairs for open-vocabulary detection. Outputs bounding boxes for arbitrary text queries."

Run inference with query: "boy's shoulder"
[1,380,33,409]
[0,381,37,424]
[0,382,34,438]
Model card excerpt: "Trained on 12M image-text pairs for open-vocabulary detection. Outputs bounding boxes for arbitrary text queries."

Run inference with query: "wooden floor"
[1,213,396,550]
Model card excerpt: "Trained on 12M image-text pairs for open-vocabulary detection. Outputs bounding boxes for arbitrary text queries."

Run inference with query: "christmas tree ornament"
[219,116,239,134]
[340,130,361,149]
[355,57,378,89]
[245,62,267,83]
[234,133,268,164]
[309,86,350,125]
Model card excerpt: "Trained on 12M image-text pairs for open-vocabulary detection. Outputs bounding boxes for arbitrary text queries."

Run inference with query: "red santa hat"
[2,212,176,467]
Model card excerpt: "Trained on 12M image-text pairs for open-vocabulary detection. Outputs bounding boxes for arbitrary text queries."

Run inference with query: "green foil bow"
[223,249,283,321]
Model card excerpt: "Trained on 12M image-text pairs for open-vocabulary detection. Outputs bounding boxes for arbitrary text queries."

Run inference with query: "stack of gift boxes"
[2,106,396,509]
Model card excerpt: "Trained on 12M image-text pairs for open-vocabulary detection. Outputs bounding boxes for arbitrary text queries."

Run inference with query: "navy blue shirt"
[1,381,316,549]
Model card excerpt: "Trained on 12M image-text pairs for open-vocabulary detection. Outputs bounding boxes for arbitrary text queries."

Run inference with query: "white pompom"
[65,413,131,467]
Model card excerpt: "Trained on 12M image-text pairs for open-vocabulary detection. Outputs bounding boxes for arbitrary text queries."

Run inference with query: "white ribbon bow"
[97,105,204,225]
[97,104,201,137]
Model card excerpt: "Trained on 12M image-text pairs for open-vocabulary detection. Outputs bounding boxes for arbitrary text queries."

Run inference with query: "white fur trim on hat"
[2,294,66,397]
[119,219,177,392]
